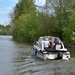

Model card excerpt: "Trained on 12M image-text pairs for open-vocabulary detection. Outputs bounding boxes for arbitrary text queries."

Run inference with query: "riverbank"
[65,44,75,48]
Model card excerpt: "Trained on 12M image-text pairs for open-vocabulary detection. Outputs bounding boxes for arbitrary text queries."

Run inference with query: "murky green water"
[0,35,75,75]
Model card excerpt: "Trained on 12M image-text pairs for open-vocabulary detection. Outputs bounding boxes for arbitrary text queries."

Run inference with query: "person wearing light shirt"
[43,37,50,49]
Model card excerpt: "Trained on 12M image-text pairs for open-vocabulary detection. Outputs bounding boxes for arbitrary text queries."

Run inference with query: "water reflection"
[0,35,75,75]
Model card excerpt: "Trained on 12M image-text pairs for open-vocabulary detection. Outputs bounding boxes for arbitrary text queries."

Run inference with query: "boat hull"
[33,48,70,60]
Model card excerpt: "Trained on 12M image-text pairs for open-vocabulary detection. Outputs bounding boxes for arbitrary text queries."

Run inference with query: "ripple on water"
[14,54,75,75]
[0,36,75,75]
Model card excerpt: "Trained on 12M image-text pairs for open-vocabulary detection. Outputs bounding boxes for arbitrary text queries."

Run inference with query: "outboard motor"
[57,52,63,60]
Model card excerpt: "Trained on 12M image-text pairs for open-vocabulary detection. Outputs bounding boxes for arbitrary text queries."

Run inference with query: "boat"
[32,36,70,60]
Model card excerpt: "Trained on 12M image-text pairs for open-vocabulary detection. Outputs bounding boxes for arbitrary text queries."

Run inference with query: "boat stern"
[62,52,70,60]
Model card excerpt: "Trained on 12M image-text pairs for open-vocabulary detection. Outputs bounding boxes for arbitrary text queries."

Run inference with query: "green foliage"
[47,0,75,44]
[13,0,38,42]
[12,0,75,45]
[36,12,55,36]
[62,27,73,44]
[0,25,11,35]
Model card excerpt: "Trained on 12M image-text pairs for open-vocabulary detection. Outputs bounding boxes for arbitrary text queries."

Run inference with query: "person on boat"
[43,37,50,49]
[49,41,54,48]
[53,37,59,49]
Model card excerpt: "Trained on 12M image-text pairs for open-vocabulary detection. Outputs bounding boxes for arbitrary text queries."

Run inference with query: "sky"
[0,0,18,26]
[35,0,46,6]
[0,0,46,26]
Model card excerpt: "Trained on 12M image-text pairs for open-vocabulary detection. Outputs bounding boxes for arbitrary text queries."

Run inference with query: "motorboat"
[32,36,70,60]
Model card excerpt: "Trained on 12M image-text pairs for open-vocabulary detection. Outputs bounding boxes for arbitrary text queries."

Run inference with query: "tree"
[13,0,38,42]
[44,0,75,44]
[12,0,75,44]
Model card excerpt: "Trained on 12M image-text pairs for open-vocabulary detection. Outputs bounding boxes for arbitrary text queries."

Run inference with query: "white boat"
[32,36,70,60]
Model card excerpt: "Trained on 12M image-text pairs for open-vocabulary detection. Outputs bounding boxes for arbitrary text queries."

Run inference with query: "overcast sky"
[0,0,46,26]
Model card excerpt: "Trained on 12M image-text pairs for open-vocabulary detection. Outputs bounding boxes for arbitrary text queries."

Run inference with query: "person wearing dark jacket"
[53,38,59,49]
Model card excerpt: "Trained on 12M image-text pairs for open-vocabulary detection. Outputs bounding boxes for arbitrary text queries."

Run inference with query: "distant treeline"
[0,25,12,35]
[12,0,75,45]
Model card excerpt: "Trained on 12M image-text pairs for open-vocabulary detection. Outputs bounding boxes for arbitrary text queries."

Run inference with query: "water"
[0,35,75,75]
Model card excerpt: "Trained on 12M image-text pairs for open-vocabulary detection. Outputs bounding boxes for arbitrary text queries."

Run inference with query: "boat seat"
[55,44,61,50]
[55,45,67,52]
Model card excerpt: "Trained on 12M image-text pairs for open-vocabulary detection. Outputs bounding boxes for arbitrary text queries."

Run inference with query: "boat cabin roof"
[38,36,61,42]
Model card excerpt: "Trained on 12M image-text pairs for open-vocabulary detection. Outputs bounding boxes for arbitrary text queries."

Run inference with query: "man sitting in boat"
[43,37,50,49]
[53,37,60,49]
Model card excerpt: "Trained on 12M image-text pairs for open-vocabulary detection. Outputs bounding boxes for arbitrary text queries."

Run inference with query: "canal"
[0,35,75,75]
